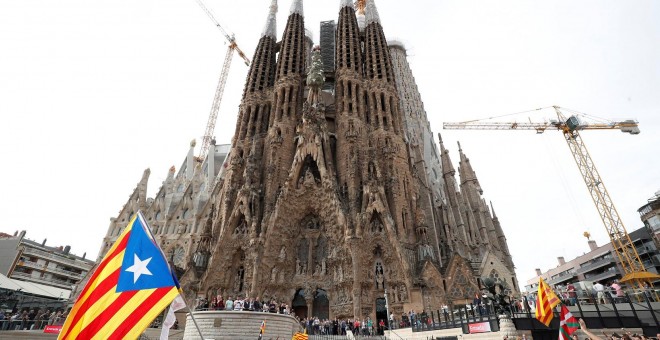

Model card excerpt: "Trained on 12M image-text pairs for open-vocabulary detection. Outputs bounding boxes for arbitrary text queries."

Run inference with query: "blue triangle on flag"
[116,216,176,292]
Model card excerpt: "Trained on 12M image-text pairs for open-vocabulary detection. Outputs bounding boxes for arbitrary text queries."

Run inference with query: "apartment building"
[0,230,94,290]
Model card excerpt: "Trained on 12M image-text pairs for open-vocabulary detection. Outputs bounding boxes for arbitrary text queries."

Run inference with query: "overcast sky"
[1,0,658,290]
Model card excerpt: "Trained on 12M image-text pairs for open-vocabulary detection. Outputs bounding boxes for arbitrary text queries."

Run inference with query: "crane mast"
[444,106,653,290]
[551,107,645,279]
[193,0,250,162]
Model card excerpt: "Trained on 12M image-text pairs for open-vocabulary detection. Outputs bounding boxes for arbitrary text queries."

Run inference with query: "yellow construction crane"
[193,0,251,162]
[443,105,660,291]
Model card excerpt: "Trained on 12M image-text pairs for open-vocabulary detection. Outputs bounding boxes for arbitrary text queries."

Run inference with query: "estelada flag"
[292,329,308,340]
[59,212,179,339]
[258,320,266,339]
[559,304,579,340]
[535,277,561,327]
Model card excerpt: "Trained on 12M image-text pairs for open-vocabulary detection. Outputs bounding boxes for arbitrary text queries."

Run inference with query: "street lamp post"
[384,288,391,337]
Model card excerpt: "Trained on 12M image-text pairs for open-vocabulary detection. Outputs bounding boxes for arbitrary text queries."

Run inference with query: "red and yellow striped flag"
[292,329,308,340]
[535,277,560,327]
[58,213,180,340]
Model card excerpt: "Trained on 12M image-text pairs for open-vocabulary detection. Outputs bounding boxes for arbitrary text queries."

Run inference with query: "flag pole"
[139,210,206,340]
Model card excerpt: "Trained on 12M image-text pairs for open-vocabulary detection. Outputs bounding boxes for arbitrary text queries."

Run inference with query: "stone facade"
[93,0,518,323]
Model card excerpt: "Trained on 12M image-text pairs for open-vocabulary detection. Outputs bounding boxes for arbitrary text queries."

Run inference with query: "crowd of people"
[195,295,293,315]
[195,295,430,336]
[0,308,67,330]
[298,316,384,336]
[521,280,656,311]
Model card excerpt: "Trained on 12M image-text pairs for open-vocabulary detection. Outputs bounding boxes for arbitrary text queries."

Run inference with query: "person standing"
[216,295,225,310]
[567,282,577,306]
[225,296,234,311]
[233,296,244,311]
[642,282,655,302]
[593,281,605,304]
[610,280,624,303]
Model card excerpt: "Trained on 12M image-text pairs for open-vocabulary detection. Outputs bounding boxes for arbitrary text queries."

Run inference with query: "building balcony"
[636,246,657,257]
[16,260,44,271]
[16,260,85,280]
[576,257,616,275]
[651,254,660,266]
[21,247,91,271]
[584,269,619,283]
[11,271,73,290]
[547,271,577,285]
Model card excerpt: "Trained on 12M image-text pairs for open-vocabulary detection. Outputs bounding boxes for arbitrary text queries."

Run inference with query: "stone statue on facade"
[481,277,512,315]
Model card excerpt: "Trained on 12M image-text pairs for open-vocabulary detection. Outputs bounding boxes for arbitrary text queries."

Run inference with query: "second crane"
[193,0,251,161]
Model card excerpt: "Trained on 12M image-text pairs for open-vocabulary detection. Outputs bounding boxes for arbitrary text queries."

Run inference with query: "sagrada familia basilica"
[86,0,518,321]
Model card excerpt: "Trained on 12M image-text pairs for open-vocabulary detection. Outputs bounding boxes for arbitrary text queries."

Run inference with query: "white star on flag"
[125,254,153,283]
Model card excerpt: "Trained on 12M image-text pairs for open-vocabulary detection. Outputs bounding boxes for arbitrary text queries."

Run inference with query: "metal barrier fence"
[515,289,659,332]
[306,336,387,340]
[410,305,499,333]
[0,319,64,331]
[409,288,659,334]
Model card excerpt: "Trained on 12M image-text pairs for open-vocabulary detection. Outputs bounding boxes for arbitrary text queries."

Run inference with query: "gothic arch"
[295,155,321,187]
[300,213,321,231]
[369,211,385,233]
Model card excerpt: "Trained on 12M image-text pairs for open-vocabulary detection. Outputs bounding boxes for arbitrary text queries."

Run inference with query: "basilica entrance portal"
[312,289,329,320]
[375,298,387,333]
[291,288,330,320]
[292,289,307,319]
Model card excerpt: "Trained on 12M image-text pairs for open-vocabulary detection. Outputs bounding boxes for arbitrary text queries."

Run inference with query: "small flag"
[160,294,186,340]
[258,320,266,339]
[535,277,560,327]
[59,212,180,340]
[559,304,579,340]
[292,328,308,340]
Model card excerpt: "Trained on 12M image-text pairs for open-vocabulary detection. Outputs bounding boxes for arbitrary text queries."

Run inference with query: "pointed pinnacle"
[365,0,381,25]
[261,0,278,38]
[290,0,303,16]
[340,0,354,9]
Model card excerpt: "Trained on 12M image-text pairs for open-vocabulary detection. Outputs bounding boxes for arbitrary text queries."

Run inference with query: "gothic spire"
[438,133,455,177]
[276,0,306,78]
[242,0,278,96]
[261,0,278,39]
[365,0,381,25]
[458,141,482,193]
[289,0,303,16]
[335,0,363,75]
[363,0,394,83]
[490,201,497,219]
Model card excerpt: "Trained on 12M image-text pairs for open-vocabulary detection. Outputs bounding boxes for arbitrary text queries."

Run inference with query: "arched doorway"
[312,289,329,320]
[375,298,387,334]
[292,289,307,319]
